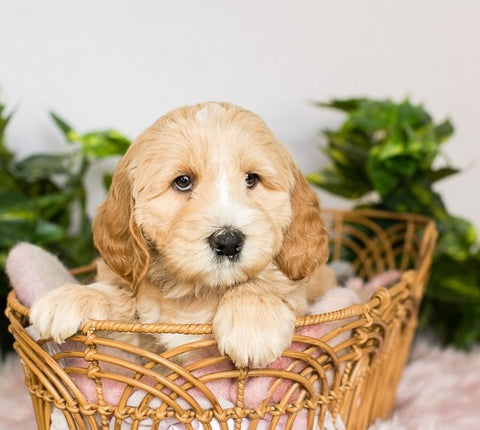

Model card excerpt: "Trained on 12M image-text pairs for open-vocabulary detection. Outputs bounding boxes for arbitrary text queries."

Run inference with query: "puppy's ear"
[275,167,329,281]
[93,167,149,292]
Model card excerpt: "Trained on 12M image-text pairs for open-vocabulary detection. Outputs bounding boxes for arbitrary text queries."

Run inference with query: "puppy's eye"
[245,173,259,189]
[173,175,194,192]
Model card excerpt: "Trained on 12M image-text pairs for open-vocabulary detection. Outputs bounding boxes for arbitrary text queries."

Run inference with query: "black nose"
[208,228,245,259]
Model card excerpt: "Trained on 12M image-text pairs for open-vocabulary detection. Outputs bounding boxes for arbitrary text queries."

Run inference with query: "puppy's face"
[94,102,328,295]
[132,104,293,289]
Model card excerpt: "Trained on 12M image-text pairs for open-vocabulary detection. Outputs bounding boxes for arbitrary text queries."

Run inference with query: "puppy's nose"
[208,228,245,259]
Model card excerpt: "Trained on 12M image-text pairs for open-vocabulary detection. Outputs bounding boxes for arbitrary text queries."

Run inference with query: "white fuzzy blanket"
[0,338,479,430]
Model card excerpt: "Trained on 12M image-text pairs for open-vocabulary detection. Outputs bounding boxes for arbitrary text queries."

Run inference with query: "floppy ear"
[275,166,329,281]
[93,166,150,292]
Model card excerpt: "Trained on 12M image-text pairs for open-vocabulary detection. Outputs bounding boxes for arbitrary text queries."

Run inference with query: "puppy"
[30,102,331,368]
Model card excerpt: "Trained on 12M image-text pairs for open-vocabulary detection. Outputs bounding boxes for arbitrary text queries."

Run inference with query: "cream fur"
[30,102,332,368]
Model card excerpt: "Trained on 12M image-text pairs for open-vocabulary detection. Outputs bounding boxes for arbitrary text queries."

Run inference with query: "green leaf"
[35,219,67,244]
[434,119,454,143]
[50,112,130,157]
[50,112,79,142]
[381,180,448,219]
[428,167,460,183]
[0,218,36,248]
[397,99,432,128]
[0,192,38,247]
[388,156,417,178]
[322,139,372,188]
[307,168,370,199]
[0,189,75,227]
[433,278,480,302]
[78,130,130,158]
[453,304,480,347]
[57,220,96,268]
[436,216,477,260]
[428,253,480,303]
[14,153,73,181]
[323,128,372,151]
[314,98,365,113]
[0,166,22,192]
[103,173,113,190]
[375,138,405,160]
[366,151,399,196]
[0,106,15,167]
[324,138,370,166]
[419,297,480,348]
[0,189,35,211]
[323,147,351,168]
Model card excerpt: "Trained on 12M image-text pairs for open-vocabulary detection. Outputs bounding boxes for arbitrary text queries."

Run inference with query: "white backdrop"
[1,0,479,228]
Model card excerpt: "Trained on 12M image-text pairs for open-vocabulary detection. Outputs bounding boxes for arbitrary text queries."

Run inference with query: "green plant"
[0,98,131,298]
[308,98,480,348]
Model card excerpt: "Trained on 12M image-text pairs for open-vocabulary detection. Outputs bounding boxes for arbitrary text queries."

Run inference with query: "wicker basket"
[5,209,437,430]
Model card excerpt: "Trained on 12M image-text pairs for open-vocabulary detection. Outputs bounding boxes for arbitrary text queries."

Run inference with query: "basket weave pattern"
[6,209,437,430]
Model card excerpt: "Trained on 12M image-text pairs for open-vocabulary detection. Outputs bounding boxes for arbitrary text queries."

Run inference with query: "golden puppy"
[30,102,331,368]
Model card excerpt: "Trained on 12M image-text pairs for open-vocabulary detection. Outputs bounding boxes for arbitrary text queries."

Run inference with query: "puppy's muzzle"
[208,228,245,261]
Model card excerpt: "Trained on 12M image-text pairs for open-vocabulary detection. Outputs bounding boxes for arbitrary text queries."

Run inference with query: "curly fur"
[30,102,332,368]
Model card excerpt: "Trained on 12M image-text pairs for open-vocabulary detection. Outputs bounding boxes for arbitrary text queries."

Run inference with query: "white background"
[1,1,479,228]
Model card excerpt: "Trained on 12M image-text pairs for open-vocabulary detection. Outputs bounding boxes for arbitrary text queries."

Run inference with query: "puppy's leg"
[213,280,304,368]
[302,265,337,305]
[30,283,136,343]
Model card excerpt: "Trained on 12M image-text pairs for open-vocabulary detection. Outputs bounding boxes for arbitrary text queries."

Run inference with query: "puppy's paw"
[213,294,296,368]
[30,284,106,343]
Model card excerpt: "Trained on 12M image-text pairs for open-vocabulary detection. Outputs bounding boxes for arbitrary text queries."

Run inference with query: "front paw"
[30,285,94,343]
[213,295,296,368]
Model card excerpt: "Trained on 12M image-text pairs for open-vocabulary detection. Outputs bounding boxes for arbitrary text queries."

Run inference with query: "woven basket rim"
[6,271,416,336]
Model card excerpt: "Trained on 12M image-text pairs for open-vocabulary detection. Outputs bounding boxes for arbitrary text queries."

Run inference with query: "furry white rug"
[369,339,480,430]
[0,338,479,430]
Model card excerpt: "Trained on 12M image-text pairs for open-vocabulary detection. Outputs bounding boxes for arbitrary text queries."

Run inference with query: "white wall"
[1,0,479,228]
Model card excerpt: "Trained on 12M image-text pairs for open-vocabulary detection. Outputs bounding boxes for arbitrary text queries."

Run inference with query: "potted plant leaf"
[308,98,480,347]
[0,97,130,355]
